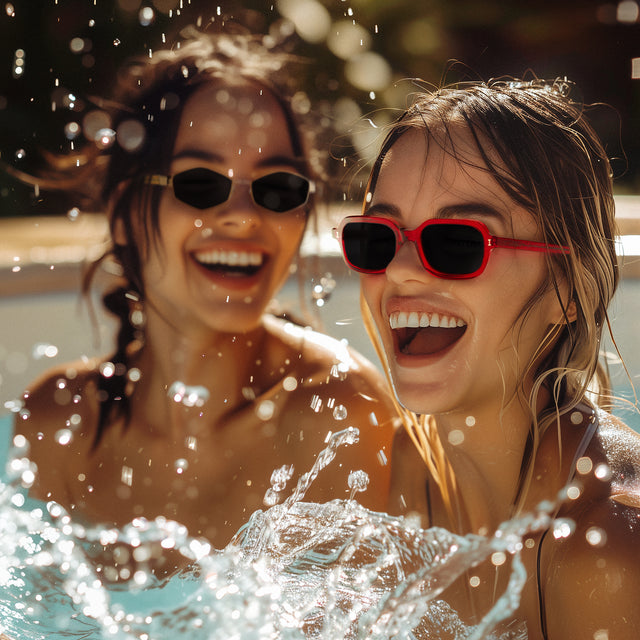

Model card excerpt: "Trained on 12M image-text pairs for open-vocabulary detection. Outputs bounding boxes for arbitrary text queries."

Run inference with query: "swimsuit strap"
[537,404,599,639]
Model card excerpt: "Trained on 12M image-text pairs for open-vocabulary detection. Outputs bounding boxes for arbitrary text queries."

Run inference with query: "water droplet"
[117,119,145,152]
[332,404,347,420]
[174,459,189,475]
[570,411,584,425]
[311,273,336,306]
[347,469,369,497]
[565,484,581,500]
[68,413,81,427]
[64,122,80,139]
[585,526,607,547]
[270,464,294,492]
[256,400,275,421]
[11,493,25,507]
[281,376,298,392]
[469,575,481,587]
[552,518,575,539]
[100,362,115,378]
[55,429,73,446]
[330,363,348,381]
[121,465,133,486]
[32,342,59,359]
[95,127,116,149]
[465,415,476,427]
[12,434,27,450]
[139,6,155,25]
[310,395,323,413]
[113,38,121,47]
[168,381,210,407]
[15,148,25,160]
[5,3,15,16]
[594,463,612,481]
[576,456,593,474]
[69,37,85,53]
[490,551,506,566]
[448,430,464,446]
[263,488,278,506]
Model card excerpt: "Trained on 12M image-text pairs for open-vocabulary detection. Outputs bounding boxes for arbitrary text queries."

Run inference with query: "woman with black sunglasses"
[339,79,640,638]
[14,28,395,569]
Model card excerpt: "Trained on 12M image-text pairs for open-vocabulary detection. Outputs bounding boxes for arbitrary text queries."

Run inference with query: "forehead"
[371,128,535,232]
[173,79,296,156]
[375,128,508,198]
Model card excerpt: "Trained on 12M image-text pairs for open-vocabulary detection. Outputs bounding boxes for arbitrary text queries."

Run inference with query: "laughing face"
[136,81,309,338]
[361,129,567,419]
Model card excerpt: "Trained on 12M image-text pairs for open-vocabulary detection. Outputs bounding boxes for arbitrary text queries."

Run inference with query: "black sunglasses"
[145,167,314,213]
[336,216,570,279]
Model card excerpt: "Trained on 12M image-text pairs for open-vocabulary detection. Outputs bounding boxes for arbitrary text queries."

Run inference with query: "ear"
[564,299,578,324]
[107,180,132,246]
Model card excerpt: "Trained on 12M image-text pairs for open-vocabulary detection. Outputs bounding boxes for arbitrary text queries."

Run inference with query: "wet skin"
[17,80,396,568]
[366,129,640,638]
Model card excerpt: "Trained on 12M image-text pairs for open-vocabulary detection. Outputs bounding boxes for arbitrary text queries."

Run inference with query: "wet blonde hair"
[362,78,619,526]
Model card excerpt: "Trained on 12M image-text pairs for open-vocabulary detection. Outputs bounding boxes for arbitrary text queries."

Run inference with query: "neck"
[129,311,272,438]
[432,393,546,535]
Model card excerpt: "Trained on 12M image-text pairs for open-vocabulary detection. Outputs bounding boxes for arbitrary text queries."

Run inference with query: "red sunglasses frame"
[336,215,571,279]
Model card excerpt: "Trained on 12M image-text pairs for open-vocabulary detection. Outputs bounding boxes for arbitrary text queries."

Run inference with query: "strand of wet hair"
[93,284,138,450]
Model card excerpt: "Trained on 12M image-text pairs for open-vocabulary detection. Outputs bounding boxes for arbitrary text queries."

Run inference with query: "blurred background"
[1,0,640,215]
[1,0,639,427]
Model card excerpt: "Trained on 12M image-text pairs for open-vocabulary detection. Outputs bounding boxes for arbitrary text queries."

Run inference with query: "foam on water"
[0,424,552,639]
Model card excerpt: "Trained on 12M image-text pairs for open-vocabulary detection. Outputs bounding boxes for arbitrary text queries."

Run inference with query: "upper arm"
[543,495,640,639]
[15,365,96,502]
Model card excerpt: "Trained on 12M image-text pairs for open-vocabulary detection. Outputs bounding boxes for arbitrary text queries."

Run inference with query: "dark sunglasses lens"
[252,172,310,212]
[342,222,397,272]
[422,223,485,275]
[172,168,231,210]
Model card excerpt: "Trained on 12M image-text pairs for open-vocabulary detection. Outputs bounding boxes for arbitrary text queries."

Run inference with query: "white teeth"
[195,249,263,267]
[389,311,466,330]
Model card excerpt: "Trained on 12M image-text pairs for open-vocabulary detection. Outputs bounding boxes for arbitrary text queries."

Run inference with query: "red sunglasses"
[336,216,570,279]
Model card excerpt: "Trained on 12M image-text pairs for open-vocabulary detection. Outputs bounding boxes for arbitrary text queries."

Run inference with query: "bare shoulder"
[264,315,397,421]
[264,316,399,509]
[594,410,640,487]
[543,411,640,638]
[15,358,101,498]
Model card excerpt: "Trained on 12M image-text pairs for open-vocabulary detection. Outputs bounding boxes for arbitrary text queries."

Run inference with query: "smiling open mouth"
[194,249,265,277]
[390,311,467,356]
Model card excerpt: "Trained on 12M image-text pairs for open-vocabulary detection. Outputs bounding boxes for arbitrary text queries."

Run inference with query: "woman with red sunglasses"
[339,79,640,638]
[12,28,395,570]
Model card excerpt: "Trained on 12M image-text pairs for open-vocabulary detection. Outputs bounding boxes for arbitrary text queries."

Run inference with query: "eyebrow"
[364,202,508,224]
[171,149,307,173]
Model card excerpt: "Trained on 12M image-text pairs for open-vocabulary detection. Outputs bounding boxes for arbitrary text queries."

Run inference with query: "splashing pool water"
[0,419,550,639]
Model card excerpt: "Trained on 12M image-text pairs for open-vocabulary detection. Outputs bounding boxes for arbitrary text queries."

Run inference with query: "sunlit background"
[1,0,640,215]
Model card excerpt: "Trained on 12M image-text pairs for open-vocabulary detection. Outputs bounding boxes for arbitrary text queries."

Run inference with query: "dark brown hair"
[70,29,321,447]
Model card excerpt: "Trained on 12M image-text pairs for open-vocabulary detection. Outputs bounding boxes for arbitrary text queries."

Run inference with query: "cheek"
[360,275,385,322]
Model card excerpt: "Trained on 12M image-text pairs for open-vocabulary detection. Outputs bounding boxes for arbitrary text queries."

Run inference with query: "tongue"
[402,326,465,356]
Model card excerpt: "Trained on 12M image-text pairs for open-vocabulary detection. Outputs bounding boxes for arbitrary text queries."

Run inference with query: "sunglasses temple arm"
[490,236,570,255]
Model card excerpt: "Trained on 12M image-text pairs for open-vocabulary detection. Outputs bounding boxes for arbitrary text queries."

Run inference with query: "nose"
[384,239,430,284]
[202,185,262,234]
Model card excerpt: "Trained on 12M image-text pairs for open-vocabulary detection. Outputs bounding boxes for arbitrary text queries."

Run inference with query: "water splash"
[0,427,554,638]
